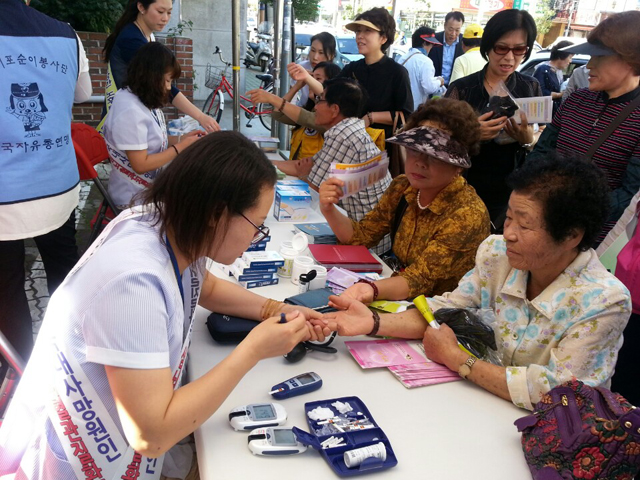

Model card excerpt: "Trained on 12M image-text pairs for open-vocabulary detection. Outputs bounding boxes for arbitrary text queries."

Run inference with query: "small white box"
[242,250,285,268]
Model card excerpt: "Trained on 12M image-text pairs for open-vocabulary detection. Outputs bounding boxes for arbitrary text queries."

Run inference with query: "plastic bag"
[166,115,200,136]
[433,308,504,366]
[481,80,519,145]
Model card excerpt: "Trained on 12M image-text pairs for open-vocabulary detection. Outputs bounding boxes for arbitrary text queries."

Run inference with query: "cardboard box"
[273,186,312,222]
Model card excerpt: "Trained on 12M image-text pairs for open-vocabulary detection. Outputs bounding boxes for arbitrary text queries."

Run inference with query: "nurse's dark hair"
[143,131,277,262]
[480,9,537,62]
[124,42,180,109]
[104,0,158,62]
[507,155,609,251]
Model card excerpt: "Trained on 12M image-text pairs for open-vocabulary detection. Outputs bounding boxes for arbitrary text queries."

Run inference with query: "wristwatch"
[458,355,478,379]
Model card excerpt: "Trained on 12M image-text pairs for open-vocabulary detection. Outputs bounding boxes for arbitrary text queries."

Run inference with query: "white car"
[517,50,590,82]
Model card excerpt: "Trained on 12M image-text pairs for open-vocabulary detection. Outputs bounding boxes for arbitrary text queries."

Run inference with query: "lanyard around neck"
[165,235,184,305]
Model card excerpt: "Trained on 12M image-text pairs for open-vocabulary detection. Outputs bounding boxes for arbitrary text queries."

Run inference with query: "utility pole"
[232,0,241,131]
[278,0,292,148]
[270,0,284,134]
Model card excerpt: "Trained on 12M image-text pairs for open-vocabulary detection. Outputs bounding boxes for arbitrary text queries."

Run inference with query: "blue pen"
[279,313,287,324]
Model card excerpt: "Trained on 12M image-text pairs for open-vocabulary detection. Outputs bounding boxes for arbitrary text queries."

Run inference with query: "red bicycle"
[202,46,274,130]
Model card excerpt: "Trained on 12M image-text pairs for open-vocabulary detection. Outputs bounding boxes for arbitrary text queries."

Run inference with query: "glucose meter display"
[273,429,297,445]
[253,404,275,420]
[297,373,315,385]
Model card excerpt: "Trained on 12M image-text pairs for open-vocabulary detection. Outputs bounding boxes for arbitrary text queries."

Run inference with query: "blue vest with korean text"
[0,0,79,204]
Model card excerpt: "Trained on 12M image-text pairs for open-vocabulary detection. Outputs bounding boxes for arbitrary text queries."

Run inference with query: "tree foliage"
[30,0,126,33]
[293,0,320,21]
[535,8,557,36]
[263,0,320,23]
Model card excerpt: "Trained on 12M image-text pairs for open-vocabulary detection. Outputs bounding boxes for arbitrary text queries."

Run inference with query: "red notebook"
[308,244,383,273]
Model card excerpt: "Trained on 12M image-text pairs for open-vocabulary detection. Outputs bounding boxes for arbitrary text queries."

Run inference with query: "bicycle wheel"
[258,85,274,131]
[202,90,223,122]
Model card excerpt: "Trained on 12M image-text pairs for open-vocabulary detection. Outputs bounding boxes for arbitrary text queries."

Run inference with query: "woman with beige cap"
[291,8,413,176]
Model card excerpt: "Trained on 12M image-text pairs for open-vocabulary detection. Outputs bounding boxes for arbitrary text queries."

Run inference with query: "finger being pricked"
[306,322,329,343]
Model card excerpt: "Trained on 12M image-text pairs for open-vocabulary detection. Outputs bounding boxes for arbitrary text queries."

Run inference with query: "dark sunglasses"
[492,44,529,57]
[241,213,270,244]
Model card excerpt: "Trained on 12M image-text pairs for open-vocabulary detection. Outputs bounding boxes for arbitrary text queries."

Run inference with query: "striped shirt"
[552,87,640,239]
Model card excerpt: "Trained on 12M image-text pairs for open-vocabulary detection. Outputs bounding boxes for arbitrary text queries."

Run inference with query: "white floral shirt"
[427,235,631,410]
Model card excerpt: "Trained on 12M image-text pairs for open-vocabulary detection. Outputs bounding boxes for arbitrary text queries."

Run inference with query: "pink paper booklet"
[344,339,428,368]
[345,339,462,389]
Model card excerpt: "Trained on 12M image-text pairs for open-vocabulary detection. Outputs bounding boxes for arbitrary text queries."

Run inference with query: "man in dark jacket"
[428,11,465,86]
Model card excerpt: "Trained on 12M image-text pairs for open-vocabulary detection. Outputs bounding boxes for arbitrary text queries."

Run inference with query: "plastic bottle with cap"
[291,255,314,285]
[278,245,298,278]
[343,442,387,468]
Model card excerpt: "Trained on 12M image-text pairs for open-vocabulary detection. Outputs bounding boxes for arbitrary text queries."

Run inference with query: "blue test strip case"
[292,396,397,476]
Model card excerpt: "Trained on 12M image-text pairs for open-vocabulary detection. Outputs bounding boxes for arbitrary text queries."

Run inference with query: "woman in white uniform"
[103,42,204,208]
[0,132,328,480]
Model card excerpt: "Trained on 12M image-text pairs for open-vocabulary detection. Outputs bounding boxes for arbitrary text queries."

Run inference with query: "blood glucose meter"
[247,427,307,455]
[228,403,287,431]
[270,372,322,400]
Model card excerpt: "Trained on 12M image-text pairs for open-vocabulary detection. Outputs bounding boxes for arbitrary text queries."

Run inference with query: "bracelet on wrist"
[366,112,374,126]
[171,145,180,156]
[278,98,287,112]
[356,278,379,302]
[367,310,381,336]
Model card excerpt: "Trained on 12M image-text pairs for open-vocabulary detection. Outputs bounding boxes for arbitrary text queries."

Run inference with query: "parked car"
[517,50,590,82]
[390,34,409,62]
[296,34,363,69]
[294,32,313,62]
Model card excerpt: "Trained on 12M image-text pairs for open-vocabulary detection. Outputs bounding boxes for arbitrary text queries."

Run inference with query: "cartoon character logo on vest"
[7,83,48,137]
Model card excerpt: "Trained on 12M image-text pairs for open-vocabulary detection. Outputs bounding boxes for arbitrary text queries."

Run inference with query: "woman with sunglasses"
[0,132,327,480]
[445,9,542,231]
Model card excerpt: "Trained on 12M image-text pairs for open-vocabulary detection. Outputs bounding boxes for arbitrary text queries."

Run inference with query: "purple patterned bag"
[515,379,640,480]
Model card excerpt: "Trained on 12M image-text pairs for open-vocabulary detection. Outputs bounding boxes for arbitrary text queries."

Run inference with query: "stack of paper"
[294,222,337,245]
[329,152,389,198]
[325,267,381,294]
[344,339,461,389]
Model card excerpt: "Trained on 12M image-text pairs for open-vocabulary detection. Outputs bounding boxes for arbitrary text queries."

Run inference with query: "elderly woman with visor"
[318,98,490,302]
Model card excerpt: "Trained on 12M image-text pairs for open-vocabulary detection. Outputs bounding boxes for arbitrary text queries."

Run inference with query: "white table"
[187,199,531,480]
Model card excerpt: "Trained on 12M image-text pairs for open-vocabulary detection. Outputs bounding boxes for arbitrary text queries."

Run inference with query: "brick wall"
[73,32,194,127]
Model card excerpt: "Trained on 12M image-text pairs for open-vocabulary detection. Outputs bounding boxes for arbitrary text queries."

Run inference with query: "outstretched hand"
[320,295,375,337]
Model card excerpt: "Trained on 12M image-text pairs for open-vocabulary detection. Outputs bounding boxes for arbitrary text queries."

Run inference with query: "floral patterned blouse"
[427,235,631,410]
[349,175,490,298]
